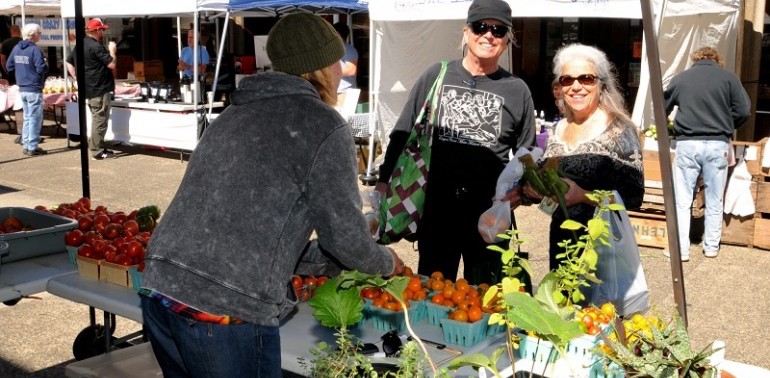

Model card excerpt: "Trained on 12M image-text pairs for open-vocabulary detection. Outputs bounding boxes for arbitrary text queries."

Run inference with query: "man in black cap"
[376,0,536,285]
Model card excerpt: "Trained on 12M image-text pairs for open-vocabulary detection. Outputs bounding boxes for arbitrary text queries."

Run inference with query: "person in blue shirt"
[178,32,210,79]
[8,23,48,156]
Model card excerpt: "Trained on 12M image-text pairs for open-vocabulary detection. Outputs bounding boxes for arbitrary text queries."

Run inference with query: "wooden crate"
[756,180,770,214]
[732,137,768,178]
[115,55,134,80]
[76,255,102,280]
[721,214,755,247]
[101,261,138,287]
[754,217,770,250]
[642,150,675,182]
[133,60,164,78]
[628,209,669,249]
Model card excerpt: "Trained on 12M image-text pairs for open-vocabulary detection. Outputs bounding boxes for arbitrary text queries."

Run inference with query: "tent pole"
[209,12,230,120]
[177,17,183,81]
[640,0,688,326]
[193,11,199,104]
[73,0,91,198]
[360,19,379,186]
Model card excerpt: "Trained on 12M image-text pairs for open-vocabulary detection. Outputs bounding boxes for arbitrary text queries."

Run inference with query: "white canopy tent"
[368,0,740,144]
[0,0,60,18]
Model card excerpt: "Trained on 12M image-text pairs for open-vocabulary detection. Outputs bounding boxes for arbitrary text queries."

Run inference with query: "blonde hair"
[300,65,338,106]
[691,47,724,68]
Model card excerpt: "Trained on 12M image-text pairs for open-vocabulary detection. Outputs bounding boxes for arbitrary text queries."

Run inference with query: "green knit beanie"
[267,14,345,75]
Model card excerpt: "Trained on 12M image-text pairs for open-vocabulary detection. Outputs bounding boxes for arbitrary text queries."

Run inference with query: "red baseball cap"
[86,18,109,31]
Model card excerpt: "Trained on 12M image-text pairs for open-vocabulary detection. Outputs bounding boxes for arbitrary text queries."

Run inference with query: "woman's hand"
[522,182,544,202]
[561,178,589,207]
[500,186,523,209]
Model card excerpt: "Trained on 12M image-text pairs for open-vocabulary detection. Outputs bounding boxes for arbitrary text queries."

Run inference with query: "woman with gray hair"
[523,43,644,270]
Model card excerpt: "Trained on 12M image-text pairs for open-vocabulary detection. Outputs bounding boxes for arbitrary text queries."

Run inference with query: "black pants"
[416,182,504,285]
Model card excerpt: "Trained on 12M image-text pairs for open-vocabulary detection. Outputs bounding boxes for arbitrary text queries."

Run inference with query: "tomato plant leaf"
[561,219,583,231]
[308,276,364,328]
[587,218,605,240]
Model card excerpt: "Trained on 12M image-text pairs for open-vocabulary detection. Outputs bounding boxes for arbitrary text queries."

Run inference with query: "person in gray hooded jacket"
[139,14,404,378]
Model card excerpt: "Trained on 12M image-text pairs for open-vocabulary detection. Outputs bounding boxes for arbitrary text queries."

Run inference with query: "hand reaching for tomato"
[388,247,404,277]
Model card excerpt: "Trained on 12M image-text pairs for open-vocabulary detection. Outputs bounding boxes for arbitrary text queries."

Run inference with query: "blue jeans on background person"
[674,140,730,258]
[20,92,43,152]
[140,296,282,378]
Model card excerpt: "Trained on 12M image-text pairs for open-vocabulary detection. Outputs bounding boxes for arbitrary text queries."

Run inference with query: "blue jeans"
[21,92,43,151]
[141,296,281,378]
[674,140,729,256]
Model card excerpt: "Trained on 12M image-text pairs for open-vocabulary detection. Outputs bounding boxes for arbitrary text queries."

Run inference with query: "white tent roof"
[60,0,200,18]
[0,0,60,15]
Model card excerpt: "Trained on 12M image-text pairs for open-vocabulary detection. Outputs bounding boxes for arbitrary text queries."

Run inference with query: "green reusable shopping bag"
[378,61,448,244]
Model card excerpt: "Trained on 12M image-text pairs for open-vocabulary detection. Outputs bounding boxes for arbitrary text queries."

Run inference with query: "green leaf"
[308,276,364,328]
[560,219,583,231]
[534,272,561,314]
[518,258,534,282]
[503,291,584,348]
[587,218,606,240]
[608,203,626,211]
[501,249,514,264]
[582,248,598,269]
[445,353,493,371]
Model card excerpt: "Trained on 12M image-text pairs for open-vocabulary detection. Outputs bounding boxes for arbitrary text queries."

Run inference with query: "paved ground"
[1,123,769,376]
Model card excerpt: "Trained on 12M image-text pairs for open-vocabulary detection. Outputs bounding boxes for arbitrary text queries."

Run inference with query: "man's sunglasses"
[469,22,509,38]
[558,74,600,87]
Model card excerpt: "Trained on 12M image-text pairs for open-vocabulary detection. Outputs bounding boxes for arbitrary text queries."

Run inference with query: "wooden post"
[640,0,688,326]
[737,0,766,141]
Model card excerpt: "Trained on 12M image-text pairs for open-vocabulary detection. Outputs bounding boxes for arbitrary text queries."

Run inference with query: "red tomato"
[34,205,48,212]
[94,205,108,214]
[103,223,124,240]
[77,215,94,232]
[127,241,145,259]
[65,229,84,247]
[128,210,139,220]
[78,197,92,211]
[581,314,595,330]
[110,212,127,224]
[123,220,140,235]
[60,209,77,219]
[317,276,329,287]
[291,275,303,290]
[114,253,132,266]
[111,237,126,248]
[137,261,145,272]
[77,244,94,258]
[91,240,108,256]
[93,213,110,228]
[84,231,102,246]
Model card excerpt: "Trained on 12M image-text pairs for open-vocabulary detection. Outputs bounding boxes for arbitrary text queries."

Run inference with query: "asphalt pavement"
[1,123,769,376]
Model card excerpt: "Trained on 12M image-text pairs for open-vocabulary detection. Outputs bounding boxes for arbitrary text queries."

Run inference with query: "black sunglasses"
[469,21,509,38]
[558,74,600,87]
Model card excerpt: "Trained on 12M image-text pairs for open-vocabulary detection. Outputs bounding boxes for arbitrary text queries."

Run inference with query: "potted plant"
[301,273,453,377]
[595,311,724,378]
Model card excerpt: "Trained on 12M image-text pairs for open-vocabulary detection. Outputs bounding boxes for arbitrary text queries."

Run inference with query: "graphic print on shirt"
[436,85,504,147]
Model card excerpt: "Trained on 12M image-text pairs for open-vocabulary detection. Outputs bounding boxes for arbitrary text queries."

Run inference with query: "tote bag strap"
[412,61,449,136]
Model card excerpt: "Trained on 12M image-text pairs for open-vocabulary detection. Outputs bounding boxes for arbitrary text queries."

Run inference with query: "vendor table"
[65,98,224,152]
[47,271,508,376]
[0,251,76,303]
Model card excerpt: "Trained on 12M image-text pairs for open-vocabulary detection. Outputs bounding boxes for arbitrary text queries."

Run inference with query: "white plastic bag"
[723,159,755,217]
[477,147,541,243]
[587,192,650,317]
[478,200,511,243]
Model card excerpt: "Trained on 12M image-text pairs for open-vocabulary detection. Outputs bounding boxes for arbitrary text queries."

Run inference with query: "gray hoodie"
[142,72,394,326]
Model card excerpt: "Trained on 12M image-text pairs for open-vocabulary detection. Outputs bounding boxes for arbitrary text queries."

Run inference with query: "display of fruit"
[0,216,34,234]
[292,274,330,302]
[574,302,615,335]
[42,76,77,94]
[644,120,674,140]
[43,197,160,266]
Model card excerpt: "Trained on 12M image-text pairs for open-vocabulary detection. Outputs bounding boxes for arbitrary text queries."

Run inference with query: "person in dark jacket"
[1,25,22,84]
[65,18,117,160]
[7,23,48,156]
[140,14,405,378]
[664,47,751,261]
[376,0,536,285]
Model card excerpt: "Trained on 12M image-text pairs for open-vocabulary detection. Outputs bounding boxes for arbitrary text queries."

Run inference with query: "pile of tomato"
[575,302,616,336]
[291,275,330,301]
[56,197,159,271]
[0,216,31,234]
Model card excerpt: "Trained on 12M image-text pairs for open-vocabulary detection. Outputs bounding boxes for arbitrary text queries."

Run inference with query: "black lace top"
[542,117,644,268]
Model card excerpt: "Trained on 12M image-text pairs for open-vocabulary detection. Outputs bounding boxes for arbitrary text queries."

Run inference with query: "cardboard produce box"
[0,207,78,263]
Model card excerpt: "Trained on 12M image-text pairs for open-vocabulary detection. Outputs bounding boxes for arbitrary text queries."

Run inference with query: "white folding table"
[0,251,76,304]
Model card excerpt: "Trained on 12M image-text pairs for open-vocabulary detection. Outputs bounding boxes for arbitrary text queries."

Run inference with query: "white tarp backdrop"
[369,0,740,145]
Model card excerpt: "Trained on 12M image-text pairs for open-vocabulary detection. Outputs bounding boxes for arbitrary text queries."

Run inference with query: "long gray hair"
[552,43,631,124]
